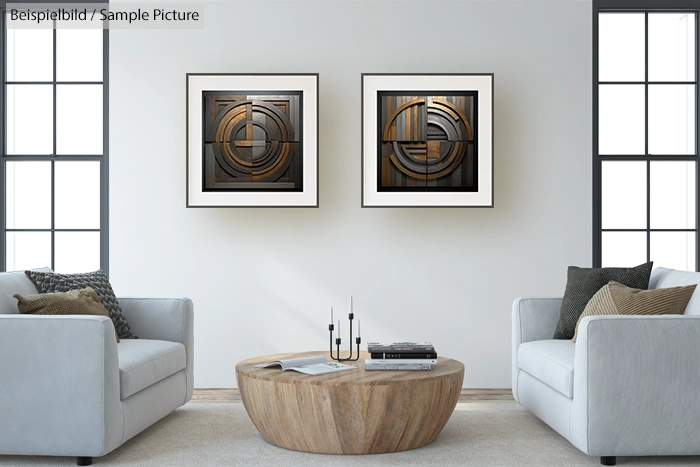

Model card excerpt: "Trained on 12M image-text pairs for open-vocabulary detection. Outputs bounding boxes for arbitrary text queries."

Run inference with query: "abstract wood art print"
[362,74,493,207]
[187,74,318,207]
[378,92,477,192]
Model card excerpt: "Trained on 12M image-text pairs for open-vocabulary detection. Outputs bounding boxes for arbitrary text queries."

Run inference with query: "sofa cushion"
[553,262,653,340]
[572,280,696,342]
[650,267,700,315]
[518,340,575,398]
[15,287,120,343]
[118,339,186,400]
[0,268,52,314]
[26,270,137,339]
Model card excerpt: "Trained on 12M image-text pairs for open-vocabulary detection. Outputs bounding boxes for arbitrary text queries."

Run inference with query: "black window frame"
[593,0,700,269]
[0,0,109,275]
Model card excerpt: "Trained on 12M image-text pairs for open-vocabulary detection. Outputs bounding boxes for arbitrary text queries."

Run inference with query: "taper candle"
[349,295,353,315]
[336,319,340,339]
[357,319,361,338]
[329,306,333,325]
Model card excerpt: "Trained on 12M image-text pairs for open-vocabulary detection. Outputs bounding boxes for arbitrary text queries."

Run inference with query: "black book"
[367,342,435,353]
[370,352,438,359]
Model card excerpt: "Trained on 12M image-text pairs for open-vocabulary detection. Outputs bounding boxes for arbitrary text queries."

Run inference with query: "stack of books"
[365,342,437,371]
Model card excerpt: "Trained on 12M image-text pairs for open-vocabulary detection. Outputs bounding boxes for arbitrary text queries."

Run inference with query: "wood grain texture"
[235,351,464,454]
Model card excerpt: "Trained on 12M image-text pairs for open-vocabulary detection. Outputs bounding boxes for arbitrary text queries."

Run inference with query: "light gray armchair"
[0,270,193,465]
[512,267,700,465]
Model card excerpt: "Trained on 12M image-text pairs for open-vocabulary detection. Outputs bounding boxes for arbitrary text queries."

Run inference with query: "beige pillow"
[572,280,696,342]
[14,287,119,343]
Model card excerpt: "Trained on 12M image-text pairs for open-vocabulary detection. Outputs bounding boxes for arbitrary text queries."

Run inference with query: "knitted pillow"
[25,270,136,340]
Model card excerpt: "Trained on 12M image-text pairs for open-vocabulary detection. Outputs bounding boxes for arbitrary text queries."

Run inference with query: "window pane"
[599,85,645,155]
[599,13,645,82]
[56,85,103,155]
[55,162,100,229]
[54,232,100,274]
[6,161,52,229]
[57,28,103,82]
[651,232,695,271]
[602,161,647,229]
[649,13,696,82]
[602,232,647,267]
[6,27,53,81]
[6,85,53,155]
[650,161,695,229]
[6,232,51,272]
[648,85,695,155]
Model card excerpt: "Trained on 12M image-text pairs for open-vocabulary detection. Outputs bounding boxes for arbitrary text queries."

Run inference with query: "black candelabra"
[329,309,361,362]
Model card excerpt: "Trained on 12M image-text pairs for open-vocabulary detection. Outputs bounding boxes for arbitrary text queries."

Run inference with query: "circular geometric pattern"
[210,100,295,182]
[383,97,473,181]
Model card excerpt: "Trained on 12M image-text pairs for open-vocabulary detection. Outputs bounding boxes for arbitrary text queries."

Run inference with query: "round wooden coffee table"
[236,351,464,454]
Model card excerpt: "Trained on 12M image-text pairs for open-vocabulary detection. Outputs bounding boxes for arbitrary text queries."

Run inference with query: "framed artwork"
[187,73,318,207]
[362,74,493,207]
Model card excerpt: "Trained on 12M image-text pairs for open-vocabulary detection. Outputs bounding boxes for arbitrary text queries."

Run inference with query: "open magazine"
[254,355,356,375]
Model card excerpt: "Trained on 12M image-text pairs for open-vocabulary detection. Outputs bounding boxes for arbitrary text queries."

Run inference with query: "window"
[594,1,699,270]
[0,10,108,274]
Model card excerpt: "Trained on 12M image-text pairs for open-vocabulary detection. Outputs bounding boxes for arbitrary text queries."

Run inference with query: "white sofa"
[0,270,194,465]
[512,267,700,466]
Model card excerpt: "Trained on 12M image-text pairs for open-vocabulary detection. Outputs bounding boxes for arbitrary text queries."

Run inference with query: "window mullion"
[593,6,601,267]
[51,22,56,270]
[645,12,651,263]
[695,12,700,271]
[50,160,54,270]
[101,27,108,276]
[1,12,6,271]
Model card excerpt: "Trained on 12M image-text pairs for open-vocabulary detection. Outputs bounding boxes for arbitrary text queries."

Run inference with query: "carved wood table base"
[236,351,464,454]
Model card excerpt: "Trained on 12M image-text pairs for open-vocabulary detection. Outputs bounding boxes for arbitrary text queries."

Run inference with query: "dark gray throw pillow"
[25,270,137,340]
[552,262,653,340]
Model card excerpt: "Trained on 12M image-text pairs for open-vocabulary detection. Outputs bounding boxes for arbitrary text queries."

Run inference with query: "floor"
[3,402,700,466]
[191,388,515,403]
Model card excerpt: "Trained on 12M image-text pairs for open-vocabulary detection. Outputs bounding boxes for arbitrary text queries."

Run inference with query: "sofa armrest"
[512,297,562,344]
[571,315,700,456]
[511,297,562,402]
[118,297,194,401]
[0,315,122,457]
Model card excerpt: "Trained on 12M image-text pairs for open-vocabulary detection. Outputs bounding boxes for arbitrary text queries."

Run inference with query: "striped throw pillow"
[571,280,697,342]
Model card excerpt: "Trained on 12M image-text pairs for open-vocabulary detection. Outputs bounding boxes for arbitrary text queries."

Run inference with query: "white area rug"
[2,403,700,466]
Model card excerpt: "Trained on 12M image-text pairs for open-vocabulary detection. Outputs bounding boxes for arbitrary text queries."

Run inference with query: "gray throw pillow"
[25,270,137,340]
[552,262,653,340]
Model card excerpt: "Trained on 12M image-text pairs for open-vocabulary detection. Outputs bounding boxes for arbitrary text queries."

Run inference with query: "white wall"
[110,0,592,388]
